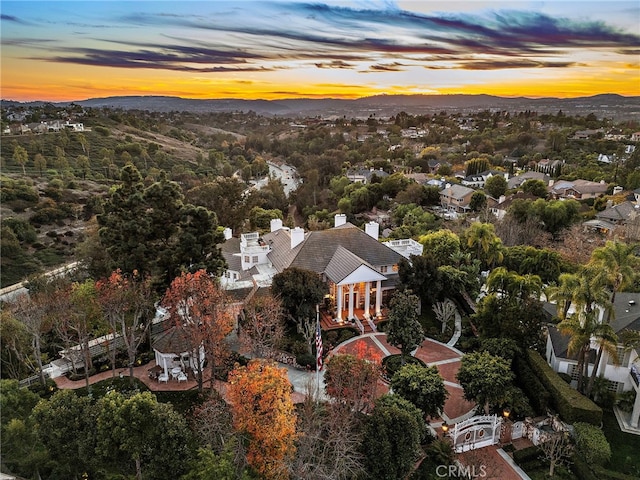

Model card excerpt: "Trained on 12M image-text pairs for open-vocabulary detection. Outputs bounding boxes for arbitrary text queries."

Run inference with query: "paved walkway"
[53,361,307,404]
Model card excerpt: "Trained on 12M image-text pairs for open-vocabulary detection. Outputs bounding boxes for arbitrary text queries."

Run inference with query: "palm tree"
[558,310,598,393]
[584,241,638,396]
[546,273,581,320]
[466,222,502,269]
[589,241,639,318]
[585,323,619,397]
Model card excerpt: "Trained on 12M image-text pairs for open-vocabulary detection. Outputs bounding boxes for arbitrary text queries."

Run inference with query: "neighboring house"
[545,292,640,429]
[573,129,602,139]
[536,159,563,175]
[598,154,618,164]
[633,188,640,204]
[631,132,640,142]
[595,201,639,225]
[427,159,451,174]
[27,123,48,134]
[220,215,417,323]
[358,207,391,227]
[346,167,389,184]
[404,172,429,185]
[507,171,550,190]
[549,179,608,200]
[400,127,427,138]
[461,170,508,189]
[439,184,475,213]
[487,192,537,220]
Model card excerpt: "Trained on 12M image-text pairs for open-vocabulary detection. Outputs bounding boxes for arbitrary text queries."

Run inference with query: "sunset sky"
[1,1,639,102]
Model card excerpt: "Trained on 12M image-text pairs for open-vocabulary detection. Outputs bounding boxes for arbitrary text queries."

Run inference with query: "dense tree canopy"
[385,290,424,361]
[391,363,448,419]
[457,351,514,414]
[98,165,226,290]
[362,394,423,480]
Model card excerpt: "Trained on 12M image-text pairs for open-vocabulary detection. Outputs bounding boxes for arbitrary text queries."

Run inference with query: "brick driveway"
[331,334,476,423]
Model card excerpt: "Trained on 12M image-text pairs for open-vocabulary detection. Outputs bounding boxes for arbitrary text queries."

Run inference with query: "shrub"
[571,454,598,480]
[526,350,602,425]
[382,354,425,380]
[616,390,636,413]
[592,465,639,480]
[573,422,611,466]
[94,126,110,136]
[513,445,540,464]
[296,353,315,369]
[2,217,37,243]
[513,353,551,415]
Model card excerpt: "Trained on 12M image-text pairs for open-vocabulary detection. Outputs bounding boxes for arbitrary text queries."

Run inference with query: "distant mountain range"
[3,93,639,119]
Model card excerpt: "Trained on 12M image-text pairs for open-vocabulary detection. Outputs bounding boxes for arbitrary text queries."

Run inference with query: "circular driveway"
[331,333,475,423]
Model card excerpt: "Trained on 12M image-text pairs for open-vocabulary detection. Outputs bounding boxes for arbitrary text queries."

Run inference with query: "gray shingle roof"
[596,201,637,223]
[152,326,193,354]
[263,228,305,272]
[286,223,403,274]
[324,245,379,283]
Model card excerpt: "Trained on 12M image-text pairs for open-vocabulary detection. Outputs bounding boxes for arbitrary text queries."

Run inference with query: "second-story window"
[252,256,258,263]
[380,266,388,273]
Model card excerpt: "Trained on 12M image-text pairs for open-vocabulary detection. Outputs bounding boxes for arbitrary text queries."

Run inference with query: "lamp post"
[501,407,512,445]
[441,422,449,440]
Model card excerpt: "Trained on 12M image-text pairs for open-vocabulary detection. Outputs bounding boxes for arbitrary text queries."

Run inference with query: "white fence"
[451,414,502,453]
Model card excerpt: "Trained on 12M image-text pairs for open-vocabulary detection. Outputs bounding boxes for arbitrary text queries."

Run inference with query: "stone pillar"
[337,285,343,321]
[364,281,371,318]
[375,280,382,316]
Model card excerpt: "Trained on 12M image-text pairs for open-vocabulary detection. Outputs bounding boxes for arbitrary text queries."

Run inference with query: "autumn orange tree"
[323,339,381,413]
[95,270,155,382]
[227,360,297,480]
[162,269,234,392]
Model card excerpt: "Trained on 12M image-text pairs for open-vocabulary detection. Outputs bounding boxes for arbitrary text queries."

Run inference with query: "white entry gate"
[451,414,502,453]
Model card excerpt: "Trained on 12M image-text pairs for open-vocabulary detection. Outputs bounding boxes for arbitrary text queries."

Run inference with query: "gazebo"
[151,326,205,378]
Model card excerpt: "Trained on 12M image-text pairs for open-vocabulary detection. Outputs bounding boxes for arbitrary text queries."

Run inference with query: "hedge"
[571,454,598,480]
[513,445,540,465]
[573,422,611,466]
[513,354,551,415]
[525,350,602,425]
[592,466,640,480]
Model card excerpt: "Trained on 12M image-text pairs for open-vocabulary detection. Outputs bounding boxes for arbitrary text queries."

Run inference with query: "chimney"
[365,221,379,240]
[290,227,305,249]
[223,227,232,240]
[270,218,283,232]
[334,214,347,227]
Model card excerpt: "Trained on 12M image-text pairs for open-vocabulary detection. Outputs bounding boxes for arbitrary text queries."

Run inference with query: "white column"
[364,281,371,318]
[632,390,640,428]
[375,280,382,316]
[348,284,355,320]
[337,285,343,321]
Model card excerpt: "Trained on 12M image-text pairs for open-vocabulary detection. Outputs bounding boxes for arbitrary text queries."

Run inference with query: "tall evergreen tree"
[98,166,226,290]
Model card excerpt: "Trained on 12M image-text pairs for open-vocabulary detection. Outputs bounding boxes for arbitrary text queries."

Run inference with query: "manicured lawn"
[601,410,640,477]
